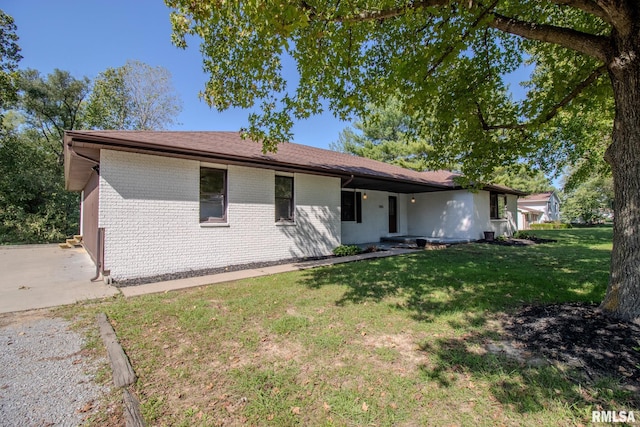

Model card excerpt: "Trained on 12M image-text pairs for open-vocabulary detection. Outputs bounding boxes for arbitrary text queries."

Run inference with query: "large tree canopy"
[0,9,22,116]
[332,96,555,193]
[166,1,640,322]
[562,174,614,224]
[330,96,438,171]
[86,59,183,131]
[17,69,90,159]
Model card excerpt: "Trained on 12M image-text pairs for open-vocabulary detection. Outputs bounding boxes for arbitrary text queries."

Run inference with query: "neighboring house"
[517,191,561,229]
[64,131,524,282]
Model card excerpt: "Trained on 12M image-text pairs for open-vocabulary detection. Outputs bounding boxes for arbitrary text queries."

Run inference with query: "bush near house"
[530,222,572,230]
[332,244,362,257]
[513,231,536,240]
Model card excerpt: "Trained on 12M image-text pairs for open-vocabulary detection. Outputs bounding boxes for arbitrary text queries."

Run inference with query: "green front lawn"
[63,226,638,426]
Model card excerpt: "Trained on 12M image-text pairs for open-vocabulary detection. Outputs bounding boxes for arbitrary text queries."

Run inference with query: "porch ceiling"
[341,176,451,194]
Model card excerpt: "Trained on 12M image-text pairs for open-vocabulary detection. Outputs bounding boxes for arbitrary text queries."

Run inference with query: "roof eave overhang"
[65,132,524,196]
[65,133,456,193]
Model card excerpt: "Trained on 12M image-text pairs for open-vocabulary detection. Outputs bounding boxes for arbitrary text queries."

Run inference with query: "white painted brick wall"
[99,150,341,280]
[341,190,409,244]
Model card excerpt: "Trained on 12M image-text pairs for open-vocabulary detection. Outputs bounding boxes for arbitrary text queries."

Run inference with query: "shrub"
[332,245,362,257]
[513,231,536,240]
[530,222,572,230]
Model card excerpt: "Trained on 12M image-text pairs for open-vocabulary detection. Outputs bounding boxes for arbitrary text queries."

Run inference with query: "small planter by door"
[483,231,495,241]
[416,238,427,248]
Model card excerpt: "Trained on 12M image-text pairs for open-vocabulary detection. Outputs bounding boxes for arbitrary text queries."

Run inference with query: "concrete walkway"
[0,245,119,314]
[0,245,417,313]
[120,248,416,297]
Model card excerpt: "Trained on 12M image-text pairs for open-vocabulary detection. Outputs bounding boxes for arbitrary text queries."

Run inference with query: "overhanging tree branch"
[307,2,610,63]
[549,0,612,25]
[327,0,449,23]
[423,0,500,80]
[488,13,609,62]
[476,64,607,131]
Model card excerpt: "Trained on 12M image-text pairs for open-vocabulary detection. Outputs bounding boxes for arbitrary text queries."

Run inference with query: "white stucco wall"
[407,190,477,239]
[98,150,341,280]
[341,190,408,244]
[405,190,518,240]
[474,192,519,237]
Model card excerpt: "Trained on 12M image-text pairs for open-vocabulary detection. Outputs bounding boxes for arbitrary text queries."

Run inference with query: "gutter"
[68,143,100,165]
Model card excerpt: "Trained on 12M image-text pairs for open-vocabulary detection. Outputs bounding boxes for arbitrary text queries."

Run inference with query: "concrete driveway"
[0,245,119,314]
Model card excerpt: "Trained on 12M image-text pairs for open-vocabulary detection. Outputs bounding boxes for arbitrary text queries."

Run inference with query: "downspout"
[341,175,354,188]
[90,227,103,282]
[69,144,104,282]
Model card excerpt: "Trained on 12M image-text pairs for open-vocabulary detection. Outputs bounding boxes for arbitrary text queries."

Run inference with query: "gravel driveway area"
[0,310,109,426]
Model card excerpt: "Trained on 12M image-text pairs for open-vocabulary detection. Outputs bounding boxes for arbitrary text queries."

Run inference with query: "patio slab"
[0,245,119,314]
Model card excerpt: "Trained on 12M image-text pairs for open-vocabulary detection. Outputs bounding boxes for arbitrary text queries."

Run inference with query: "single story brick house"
[64,130,523,282]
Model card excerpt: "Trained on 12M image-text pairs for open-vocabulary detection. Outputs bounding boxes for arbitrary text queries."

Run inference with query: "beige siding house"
[517,191,561,229]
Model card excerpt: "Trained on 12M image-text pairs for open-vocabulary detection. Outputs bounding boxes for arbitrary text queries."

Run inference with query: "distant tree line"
[0,9,182,244]
[332,96,613,222]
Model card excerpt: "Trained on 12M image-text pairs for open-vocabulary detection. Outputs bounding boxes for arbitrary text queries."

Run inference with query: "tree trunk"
[600,27,640,324]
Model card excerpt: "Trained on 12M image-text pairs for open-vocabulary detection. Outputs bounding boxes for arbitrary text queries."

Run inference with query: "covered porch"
[339,173,454,245]
[339,172,522,245]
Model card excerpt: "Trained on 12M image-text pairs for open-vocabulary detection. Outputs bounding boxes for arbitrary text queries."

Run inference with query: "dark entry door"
[388,196,398,233]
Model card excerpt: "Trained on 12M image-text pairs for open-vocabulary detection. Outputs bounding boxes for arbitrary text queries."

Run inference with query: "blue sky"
[4,1,531,152]
[4,0,348,149]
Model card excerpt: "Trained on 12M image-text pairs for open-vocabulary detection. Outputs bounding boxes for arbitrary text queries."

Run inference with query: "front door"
[388,196,398,233]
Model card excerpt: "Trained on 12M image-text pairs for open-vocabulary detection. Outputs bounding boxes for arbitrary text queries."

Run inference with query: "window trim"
[200,167,227,224]
[275,175,295,223]
[490,191,507,220]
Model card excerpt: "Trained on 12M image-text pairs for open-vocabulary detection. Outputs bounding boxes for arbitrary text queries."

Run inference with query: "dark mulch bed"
[113,256,334,287]
[113,247,387,287]
[500,303,640,391]
[480,237,557,246]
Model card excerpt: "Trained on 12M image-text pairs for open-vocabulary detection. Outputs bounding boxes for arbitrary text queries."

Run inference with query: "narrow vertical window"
[490,192,506,219]
[341,191,362,223]
[275,176,294,222]
[490,192,498,219]
[200,168,226,222]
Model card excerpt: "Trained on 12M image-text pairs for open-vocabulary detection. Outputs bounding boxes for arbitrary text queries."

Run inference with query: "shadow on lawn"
[301,237,610,322]
[300,229,639,416]
[417,312,640,414]
[417,332,614,417]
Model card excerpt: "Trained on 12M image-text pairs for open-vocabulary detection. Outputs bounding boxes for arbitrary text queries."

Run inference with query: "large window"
[200,168,226,223]
[490,192,507,219]
[275,176,294,222]
[341,191,362,222]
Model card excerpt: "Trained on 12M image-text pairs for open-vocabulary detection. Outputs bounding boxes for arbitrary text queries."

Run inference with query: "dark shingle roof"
[64,130,523,195]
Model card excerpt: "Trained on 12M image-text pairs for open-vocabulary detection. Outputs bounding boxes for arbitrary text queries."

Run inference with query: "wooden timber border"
[97,312,145,427]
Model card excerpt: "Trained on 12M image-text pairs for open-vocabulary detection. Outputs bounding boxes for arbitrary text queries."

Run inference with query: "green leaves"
[86,60,182,130]
[0,129,78,243]
[166,1,616,184]
[0,10,22,114]
[331,95,438,171]
[561,175,613,224]
[16,68,90,155]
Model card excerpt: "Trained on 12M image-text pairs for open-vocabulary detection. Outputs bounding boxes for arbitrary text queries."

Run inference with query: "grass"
[60,226,637,426]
